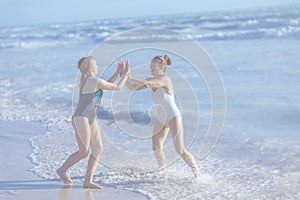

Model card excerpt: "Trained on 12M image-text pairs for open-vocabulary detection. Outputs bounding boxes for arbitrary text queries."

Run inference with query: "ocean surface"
[0,4,299,199]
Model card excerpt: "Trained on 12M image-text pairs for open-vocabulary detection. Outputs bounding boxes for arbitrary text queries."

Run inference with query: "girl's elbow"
[146,84,151,88]
[128,86,136,91]
[127,84,137,90]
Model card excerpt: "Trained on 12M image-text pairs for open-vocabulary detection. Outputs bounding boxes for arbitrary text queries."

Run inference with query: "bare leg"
[152,120,169,169]
[57,117,91,185]
[169,115,200,177]
[83,120,103,189]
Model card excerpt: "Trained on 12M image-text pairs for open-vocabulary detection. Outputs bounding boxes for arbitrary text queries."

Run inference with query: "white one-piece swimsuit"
[151,88,180,125]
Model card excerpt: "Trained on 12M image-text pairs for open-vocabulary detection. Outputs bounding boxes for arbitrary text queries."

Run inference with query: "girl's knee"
[152,143,163,152]
[78,149,89,158]
[176,147,187,156]
[91,146,103,158]
[96,147,103,156]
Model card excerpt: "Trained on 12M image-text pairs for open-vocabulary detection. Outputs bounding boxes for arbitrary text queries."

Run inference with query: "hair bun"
[163,55,172,66]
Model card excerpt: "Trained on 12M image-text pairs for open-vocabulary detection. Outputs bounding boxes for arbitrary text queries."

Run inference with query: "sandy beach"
[0,120,148,200]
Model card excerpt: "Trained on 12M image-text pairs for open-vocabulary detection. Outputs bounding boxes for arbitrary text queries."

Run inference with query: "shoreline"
[0,120,148,200]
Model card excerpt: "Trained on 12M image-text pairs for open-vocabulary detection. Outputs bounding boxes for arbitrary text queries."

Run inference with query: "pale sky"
[1,0,299,27]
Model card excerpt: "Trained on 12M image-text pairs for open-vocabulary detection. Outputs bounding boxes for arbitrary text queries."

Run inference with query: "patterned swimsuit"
[73,89,103,124]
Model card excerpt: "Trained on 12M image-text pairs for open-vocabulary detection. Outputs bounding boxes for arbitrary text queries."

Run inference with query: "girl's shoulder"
[148,75,170,81]
[161,75,172,83]
[86,76,100,83]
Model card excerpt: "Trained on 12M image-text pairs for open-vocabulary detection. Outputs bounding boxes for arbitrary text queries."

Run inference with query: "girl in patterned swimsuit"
[57,57,129,189]
[125,55,200,177]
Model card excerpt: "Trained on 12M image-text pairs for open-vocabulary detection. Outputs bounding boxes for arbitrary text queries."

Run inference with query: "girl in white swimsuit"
[125,55,200,177]
[152,87,180,125]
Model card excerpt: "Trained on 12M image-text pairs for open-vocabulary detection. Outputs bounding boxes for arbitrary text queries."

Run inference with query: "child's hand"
[125,60,130,76]
[118,60,125,76]
[118,60,124,73]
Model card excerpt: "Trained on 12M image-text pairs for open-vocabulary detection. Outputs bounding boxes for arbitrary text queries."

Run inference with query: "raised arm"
[126,77,148,90]
[126,76,164,91]
[97,60,130,91]
[107,60,123,83]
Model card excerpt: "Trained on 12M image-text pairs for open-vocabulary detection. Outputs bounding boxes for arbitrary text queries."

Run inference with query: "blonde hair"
[152,55,172,72]
[77,56,96,93]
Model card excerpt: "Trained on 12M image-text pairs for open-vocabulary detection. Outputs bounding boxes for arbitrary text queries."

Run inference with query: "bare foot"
[83,181,102,189]
[56,168,73,185]
[194,171,201,177]
[193,169,201,178]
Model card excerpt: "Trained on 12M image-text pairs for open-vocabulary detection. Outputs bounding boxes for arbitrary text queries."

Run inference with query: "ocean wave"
[0,5,299,49]
[193,26,300,40]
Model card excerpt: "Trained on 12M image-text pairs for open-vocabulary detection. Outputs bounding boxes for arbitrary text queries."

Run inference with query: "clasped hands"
[117,60,130,78]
